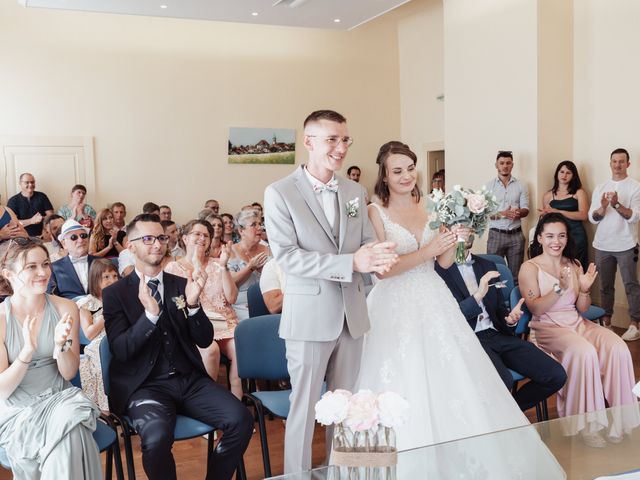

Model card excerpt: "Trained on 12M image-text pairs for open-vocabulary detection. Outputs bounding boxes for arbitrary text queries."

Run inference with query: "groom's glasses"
[129,234,170,245]
[307,135,354,147]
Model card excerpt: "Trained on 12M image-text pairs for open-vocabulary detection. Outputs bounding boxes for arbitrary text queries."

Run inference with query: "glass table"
[269,403,640,479]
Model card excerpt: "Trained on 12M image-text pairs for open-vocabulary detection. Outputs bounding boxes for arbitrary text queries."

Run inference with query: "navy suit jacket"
[47,255,98,299]
[435,254,514,336]
[102,271,213,415]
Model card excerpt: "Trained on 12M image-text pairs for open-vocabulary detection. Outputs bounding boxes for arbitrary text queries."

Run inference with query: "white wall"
[0,1,402,220]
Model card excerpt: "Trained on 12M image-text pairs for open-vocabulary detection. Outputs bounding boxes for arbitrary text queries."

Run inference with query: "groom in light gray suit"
[264,110,397,474]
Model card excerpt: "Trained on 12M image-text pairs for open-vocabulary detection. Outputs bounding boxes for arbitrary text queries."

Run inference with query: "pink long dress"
[165,259,238,340]
[527,260,640,436]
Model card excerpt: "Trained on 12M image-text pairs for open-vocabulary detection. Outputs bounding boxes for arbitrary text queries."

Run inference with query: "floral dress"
[77,295,109,411]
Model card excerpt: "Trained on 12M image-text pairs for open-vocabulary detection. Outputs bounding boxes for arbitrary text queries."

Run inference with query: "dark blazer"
[435,254,514,336]
[47,255,98,299]
[102,271,213,415]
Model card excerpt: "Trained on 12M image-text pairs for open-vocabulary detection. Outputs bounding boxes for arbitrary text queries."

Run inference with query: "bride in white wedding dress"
[356,141,530,453]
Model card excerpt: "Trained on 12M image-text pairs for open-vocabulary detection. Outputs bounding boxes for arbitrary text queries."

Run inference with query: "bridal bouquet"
[315,389,409,468]
[428,185,499,264]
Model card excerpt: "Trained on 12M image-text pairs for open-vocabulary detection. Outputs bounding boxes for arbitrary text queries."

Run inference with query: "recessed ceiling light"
[333,18,341,23]
[251,12,259,16]
[160,4,168,9]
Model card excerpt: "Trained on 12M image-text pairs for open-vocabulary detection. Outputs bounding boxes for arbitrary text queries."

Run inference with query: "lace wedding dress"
[356,204,530,452]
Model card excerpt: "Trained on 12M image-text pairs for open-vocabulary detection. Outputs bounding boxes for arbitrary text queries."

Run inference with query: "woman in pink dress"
[164,219,242,399]
[519,213,639,446]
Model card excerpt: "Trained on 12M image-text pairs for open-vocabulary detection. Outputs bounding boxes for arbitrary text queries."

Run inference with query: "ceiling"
[20,0,413,30]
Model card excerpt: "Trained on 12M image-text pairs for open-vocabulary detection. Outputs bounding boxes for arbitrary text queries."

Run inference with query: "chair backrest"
[496,263,515,303]
[235,314,288,381]
[510,286,532,336]
[476,253,507,266]
[99,336,112,396]
[247,283,270,318]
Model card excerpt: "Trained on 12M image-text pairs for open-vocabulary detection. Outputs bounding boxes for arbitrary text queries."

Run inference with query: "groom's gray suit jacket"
[264,165,376,341]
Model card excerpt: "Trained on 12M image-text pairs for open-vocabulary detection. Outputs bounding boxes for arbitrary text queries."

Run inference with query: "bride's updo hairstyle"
[0,237,50,296]
[528,212,578,264]
[374,141,420,207]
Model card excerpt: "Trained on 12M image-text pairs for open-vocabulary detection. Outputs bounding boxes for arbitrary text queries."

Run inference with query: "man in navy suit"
[435,238,566,411]
[47,219,97,299]
[103,214,252,480]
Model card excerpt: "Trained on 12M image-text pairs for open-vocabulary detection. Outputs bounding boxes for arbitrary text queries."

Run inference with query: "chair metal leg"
[247,395,272,478]
[236,457,247,480]
[542,399,549,421]
[112,439,125,480]
[121,425,137,480]
[535,403,543,422]
[207,429,215,465]
[105,447,113,480]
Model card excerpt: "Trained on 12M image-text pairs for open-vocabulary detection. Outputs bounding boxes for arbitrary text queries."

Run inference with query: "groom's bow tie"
[313,179,339,193]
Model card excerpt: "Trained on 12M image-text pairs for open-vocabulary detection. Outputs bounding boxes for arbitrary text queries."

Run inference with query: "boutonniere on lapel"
[345,197,360,218]
[172,295,188,319]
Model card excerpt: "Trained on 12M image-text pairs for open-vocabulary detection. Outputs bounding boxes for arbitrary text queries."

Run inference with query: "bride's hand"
[422,230,457,259]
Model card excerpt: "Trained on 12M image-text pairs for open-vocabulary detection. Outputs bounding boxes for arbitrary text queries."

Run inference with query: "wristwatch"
[614,202,621,210]
[552,283,562,296]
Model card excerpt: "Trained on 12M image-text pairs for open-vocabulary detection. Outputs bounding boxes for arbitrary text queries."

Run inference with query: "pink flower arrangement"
[315,389,409,431]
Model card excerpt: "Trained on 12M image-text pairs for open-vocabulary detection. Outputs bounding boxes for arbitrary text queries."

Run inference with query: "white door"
[1,136,95,211]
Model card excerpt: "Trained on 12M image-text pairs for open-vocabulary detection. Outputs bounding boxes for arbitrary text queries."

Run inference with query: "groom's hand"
[473,271,501,303]
[354,241,398,274]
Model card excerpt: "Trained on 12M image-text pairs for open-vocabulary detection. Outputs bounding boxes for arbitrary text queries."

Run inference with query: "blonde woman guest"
[0,238,101,479]
[78,259,119,411]
[57,185,96,229]
[228,209,270,320]
[519,213,640,447]
[164,220,244,398]
[89,209,126,260]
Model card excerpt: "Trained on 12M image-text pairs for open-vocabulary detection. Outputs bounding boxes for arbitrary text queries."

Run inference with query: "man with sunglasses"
[103,214,252,480]
[47,219,97,299]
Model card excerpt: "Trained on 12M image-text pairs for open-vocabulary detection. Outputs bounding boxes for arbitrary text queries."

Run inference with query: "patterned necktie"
[312,179,339,193]
[147,278,163,309]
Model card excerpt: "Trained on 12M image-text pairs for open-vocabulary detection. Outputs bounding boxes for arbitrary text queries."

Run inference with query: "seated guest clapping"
[48,220,97,299]
[0,237,102,479]
[57,184,96,229]
[165,220,242,399]
[89,209,126,260]
[228,209,270,320]
[103,214,252,480]
[205,214,224,258]
[42,214,67,262]
[221,213,239,244]
[435,236,566,412]
[77,259,119,411]
[519,213,640,446]
[0,204,27,243]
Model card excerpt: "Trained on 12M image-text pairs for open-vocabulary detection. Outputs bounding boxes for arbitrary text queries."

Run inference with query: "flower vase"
[331,425,398,468]
[454,236,467,265]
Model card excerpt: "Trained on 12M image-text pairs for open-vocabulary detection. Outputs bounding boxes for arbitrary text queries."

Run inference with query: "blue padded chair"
[496,263,515,305]
[235,314,289,478]
[476,253,507,266]
[247,282,270,317]
[583,304,606,325]
[508,287,549,421]
[98,338,247,480]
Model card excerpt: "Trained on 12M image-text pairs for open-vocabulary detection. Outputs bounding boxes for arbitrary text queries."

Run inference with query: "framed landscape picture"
[228,127,296,164]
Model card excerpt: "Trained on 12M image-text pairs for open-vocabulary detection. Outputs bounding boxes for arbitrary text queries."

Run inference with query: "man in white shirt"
[588,147,640,341]
[485,151,530,279]
[259,258,286,313]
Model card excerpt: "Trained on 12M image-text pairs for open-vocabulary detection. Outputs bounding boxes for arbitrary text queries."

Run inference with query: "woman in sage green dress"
[0,238,101,479]
[540,160,589,271]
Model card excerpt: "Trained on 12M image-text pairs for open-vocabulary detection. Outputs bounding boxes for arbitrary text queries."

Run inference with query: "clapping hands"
[53,313,73,348]
[578,263,598,293]
[505,297,525,326]
[353,241,398,274]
